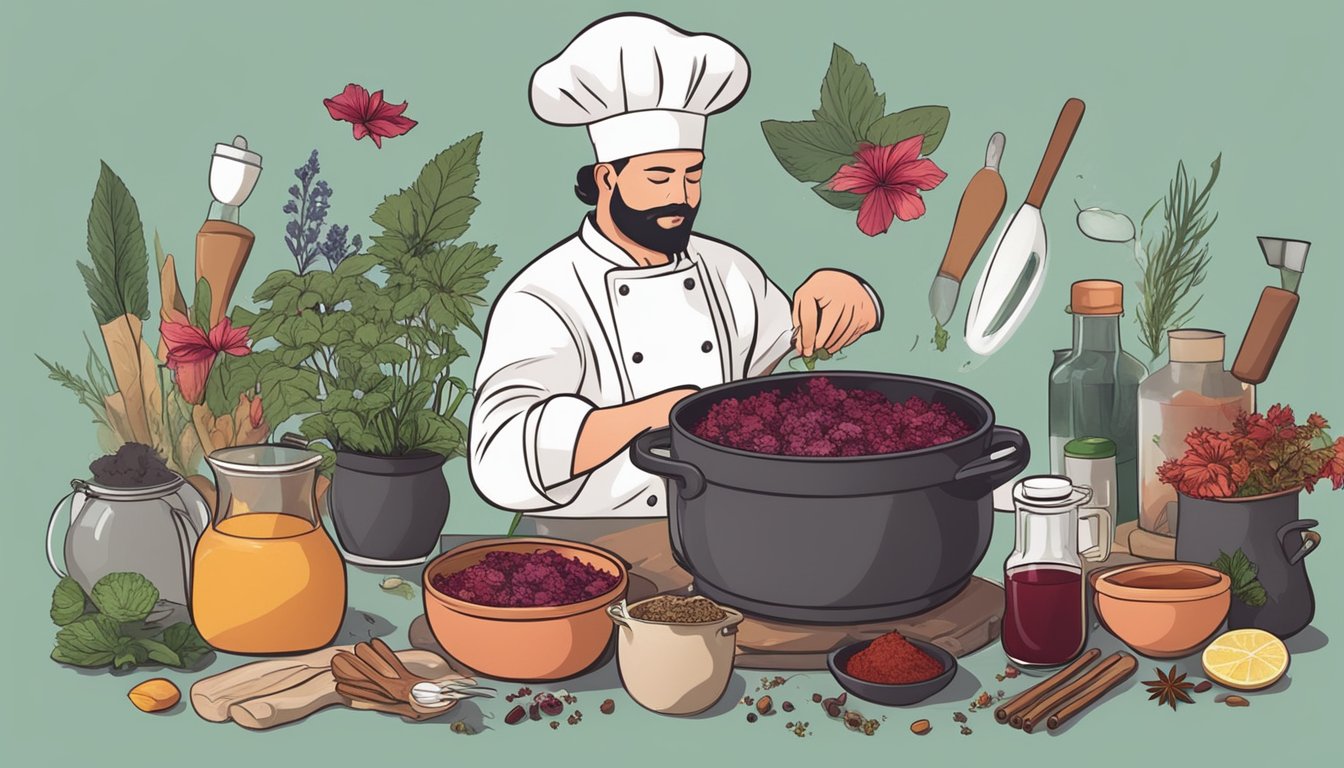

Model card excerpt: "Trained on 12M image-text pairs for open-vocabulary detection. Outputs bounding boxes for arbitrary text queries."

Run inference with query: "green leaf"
[760,120,858,184]
[811,182,863,210]
[257,365,320,428]
[135,637,180,667]
[230,306,259,328]
[371,133,483,257]
[1211,549,1268,608]
[51,577,88,626]
[817,44,885,142]
[53,614,125,668]
[159,622,212,668]
[865,105,951,155]
[80,162,150,324]
[89,572,159,623]
[334,252,379,279]
[192,278,213,330]
[252,269,301,303]
[204,354,259,418]
[932,319,950,352]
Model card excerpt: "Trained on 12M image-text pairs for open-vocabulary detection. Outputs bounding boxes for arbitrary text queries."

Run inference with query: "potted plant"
[236,134,499,566]
[1164,405,1343,637]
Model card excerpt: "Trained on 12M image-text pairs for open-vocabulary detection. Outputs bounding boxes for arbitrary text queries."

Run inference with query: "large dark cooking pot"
[630,371,1029,624]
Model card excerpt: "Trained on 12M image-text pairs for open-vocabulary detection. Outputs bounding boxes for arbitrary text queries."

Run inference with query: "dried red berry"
[505,705,526,725]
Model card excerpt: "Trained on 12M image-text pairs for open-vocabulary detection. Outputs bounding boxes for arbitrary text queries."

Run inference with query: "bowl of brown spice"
[608,595,744,716]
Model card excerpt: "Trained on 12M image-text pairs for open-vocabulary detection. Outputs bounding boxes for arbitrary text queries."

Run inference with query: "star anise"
[1143,666,1196,710]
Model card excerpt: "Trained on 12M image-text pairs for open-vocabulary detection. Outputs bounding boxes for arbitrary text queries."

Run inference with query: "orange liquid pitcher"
[191,445,346,654]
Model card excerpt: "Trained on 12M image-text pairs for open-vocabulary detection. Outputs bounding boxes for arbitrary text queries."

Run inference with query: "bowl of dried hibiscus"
[423,537,629,681]
[827,630,957,706]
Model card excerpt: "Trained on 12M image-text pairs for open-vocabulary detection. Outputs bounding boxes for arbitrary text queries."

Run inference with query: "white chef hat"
[530,13,750,163]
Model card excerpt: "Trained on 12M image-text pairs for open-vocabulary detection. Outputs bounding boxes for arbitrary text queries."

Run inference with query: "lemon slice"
[1201,629,1290,691]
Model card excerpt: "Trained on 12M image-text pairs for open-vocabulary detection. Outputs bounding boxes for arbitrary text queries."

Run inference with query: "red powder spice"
[431,549,619,608]
[691,377,972,457]
[845,630,945,685]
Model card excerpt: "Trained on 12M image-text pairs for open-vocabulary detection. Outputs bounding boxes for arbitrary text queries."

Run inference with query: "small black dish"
[826,637,958,706]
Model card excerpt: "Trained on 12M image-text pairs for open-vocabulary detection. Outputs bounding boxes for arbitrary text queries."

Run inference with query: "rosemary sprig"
[1134,154,1221,361]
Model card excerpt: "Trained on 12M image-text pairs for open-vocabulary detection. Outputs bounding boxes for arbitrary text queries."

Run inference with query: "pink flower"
[160,311,251,405]
[323,84,418,148]
[826,136,947,236]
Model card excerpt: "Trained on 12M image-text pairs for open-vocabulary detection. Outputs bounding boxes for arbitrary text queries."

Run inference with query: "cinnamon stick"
[1046,653,1138,731]
[996,648,1100,725]
[1022,653,1133,733]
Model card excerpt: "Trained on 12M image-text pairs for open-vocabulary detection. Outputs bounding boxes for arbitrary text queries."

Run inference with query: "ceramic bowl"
[422,537,628,681]
[1092,562,1231,659]
[827,637,957,706]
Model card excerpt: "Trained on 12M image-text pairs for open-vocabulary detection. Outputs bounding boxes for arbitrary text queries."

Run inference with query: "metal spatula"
[965,99,1085,355]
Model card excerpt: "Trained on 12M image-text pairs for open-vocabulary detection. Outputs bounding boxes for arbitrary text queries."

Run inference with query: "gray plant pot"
[329,451,450,567]
[1175,490,1321,638]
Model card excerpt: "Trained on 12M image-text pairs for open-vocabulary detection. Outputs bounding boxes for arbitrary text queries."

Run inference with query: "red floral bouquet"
[1158,405,1344,499]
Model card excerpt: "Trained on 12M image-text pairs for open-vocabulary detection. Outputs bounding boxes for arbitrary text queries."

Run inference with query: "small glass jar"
[1138,330,1255,537]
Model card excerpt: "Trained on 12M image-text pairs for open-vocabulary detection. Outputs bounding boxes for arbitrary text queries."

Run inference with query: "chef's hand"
[642,387,701,430]
[572,387,699,478]
[792,269,880,357]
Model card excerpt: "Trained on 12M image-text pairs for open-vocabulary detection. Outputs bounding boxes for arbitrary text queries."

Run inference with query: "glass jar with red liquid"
[1003,476,1099,668]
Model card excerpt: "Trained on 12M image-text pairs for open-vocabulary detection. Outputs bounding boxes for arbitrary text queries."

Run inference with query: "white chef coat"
[468,215,880,519]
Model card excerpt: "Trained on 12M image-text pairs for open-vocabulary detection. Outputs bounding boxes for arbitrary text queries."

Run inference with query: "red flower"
[247,391,265,429]
[826,136,947,236]
[323,84,417,148]
[1157,427,1245,499]
[160,311,251,405]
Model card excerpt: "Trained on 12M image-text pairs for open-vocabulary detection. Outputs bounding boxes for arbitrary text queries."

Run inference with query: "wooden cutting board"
[430,523,1005,671]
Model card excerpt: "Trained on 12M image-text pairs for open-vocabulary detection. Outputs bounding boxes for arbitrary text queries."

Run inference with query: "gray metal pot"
[1175,490,1321,638]
[630,371,1030,624]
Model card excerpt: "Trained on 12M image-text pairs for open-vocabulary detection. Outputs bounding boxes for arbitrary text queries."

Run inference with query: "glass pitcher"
[191,445,346,654]
[1003,476,1097,668]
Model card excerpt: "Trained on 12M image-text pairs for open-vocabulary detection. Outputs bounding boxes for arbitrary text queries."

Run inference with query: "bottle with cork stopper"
[1048,280,1148,526]
[1136,329,1255,546]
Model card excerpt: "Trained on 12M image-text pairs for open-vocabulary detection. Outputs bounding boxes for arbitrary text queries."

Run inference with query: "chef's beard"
[609,185,698,256]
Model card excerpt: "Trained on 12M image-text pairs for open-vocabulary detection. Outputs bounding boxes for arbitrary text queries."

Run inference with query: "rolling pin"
[927,132,1008,326]
[1231,237,1310,385]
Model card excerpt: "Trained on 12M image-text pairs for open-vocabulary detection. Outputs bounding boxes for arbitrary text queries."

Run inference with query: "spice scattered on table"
[600,699,615,715]
[1144,666,1196,710]
[910,719,931,735]
[379,576,415,600]
[811,693,823,703]
[953,711,967,723]
[742,695,754,706]
[788,721,811,737]
[1194,680,1213,694]
[844,630,945,684]
[630,595,727,623]
[451,721,475,735]
[529,703,541,721]
[536,692,564,718]
[961,725,973,735]
[692,378,972,457]
[757,696,773,715]
[431,549,619,608]
[505,705,526,725]
[747,712,758,723]
[128,678,180,713]
[782,701,795,712]
[549,721,559,730]
[760,675,789,690]
[995,665,1021,682]
[1224,696,1250,707]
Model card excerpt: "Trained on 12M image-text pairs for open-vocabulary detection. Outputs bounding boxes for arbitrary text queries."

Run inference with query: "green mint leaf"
[81,162,150,325]
[761,120,858,183]
[811,182,863,211]
[817,45,885,143]
[371,133,482,256]
[865,106,952,154]
[89,572,159,623]
[192,277,213,331]
[932,320,950,352]
[112,638,148,670]
[160,622,212,668]
[136,637,182,667]
[51,577,88,626]
[53,614,124,667]
[1237,580,1268,607]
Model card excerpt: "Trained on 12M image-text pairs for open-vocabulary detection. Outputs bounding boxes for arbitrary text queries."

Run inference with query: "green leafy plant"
[1134,155,1220,360]
[234,133,499,466]
[762,44,950,233]
[1211,549,1268,607]
[49,573,212,671]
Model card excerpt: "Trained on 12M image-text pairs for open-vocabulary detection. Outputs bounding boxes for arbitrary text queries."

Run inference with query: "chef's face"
[598,151,703,255]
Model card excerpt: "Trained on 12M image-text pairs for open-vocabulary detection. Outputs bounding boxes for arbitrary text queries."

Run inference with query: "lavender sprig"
[283,149,360,273]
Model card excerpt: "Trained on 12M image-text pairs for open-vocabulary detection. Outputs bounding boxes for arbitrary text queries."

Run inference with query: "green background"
[3,0,1340,764]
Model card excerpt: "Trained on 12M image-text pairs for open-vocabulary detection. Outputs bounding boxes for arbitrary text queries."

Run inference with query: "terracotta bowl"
[422,537,629,681]
[1092,563,1231,659]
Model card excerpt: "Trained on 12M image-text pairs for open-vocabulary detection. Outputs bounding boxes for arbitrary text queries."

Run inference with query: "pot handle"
[721,609,745,637]
[630,429,706,501]
[954,426,1031,487]
[46,481,88,578]
[607,601,632,628]
[1279,519,1321,565]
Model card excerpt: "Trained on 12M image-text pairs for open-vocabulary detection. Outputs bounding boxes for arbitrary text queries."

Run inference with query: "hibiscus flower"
[323,84,417,148]
[1157,427,1246,499]
[825,136,947,236]
[160,311,252,405]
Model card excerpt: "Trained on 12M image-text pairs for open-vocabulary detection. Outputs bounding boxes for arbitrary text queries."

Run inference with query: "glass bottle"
[1138,329,1255,536]
[197,136,261,327]
[1003,476,1096,668]
[191,445,346,654]
[1049,280,1148,524]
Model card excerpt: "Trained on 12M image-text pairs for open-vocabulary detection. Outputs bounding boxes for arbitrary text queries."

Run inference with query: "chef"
[468,13,884,541]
